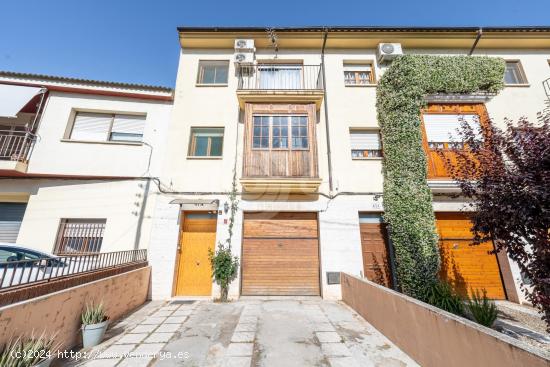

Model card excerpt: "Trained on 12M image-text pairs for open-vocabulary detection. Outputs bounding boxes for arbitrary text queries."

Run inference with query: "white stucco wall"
[0,179,157,254]
[27,91,172,177]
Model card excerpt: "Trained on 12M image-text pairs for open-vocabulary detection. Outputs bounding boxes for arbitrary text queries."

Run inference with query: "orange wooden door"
[360,223,392,288]
[174,212,217,296]
[435,213,506,299]
[241,212,320,296]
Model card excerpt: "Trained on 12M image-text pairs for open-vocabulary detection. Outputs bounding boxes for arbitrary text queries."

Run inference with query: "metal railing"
[544,78,550,100]
[0,131,36,162]
[53,220,107,254]
[237,64,323,90]
[0,249,147,291]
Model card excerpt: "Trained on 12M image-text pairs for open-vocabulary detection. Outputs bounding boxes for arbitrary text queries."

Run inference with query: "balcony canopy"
[0,84,45,118]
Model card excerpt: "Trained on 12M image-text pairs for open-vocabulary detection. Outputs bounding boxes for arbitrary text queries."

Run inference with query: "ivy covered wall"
[376,55,505,299]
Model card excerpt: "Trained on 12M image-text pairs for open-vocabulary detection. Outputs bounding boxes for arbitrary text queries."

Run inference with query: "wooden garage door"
[242,212,320,296]
[359,214,392,288]
[436,213,506,300]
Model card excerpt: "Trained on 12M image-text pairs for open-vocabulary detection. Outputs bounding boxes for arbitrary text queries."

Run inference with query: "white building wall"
[0,179,156,253]
[28,92,172,177]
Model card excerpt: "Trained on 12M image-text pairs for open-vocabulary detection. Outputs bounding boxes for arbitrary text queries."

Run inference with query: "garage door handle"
[196,261,200,266]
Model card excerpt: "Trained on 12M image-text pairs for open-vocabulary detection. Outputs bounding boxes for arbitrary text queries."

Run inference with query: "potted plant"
[0,333,59,367]
[81,302,109,348]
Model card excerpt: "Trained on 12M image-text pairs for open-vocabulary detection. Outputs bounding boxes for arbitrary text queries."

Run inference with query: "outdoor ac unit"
[377,43,403,63]
[233,52,255,66]
[234,39,255,51]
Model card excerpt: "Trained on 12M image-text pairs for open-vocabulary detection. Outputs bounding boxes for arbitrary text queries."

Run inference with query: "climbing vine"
[376,55,505,299]
[209,166,240,302]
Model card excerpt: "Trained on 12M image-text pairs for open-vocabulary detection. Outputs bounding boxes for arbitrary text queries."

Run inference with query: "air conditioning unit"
[233,52,255,66]
[377,43,403,63]
[234,39,255,51]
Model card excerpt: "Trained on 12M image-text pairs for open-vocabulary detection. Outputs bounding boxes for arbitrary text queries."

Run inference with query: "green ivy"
[376,55,505,299]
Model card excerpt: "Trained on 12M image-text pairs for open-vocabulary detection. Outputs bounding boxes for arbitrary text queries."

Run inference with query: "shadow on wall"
[439,243,468,297]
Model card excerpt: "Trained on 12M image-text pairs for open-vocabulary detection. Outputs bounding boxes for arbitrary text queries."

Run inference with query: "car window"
[18,250,42,260]
[0,249,18,262]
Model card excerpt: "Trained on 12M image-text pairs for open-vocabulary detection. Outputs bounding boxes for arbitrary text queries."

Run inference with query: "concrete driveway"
[67,298,418,367]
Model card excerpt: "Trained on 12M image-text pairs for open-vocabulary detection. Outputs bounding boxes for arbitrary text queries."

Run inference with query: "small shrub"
[425,280,464,316]
[467,289,498,327]
[0,333,58,367]
[81,302,108,325]
[209,244,239,302]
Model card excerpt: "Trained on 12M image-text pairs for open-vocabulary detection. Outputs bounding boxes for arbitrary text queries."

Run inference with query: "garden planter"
[82,320,109,348]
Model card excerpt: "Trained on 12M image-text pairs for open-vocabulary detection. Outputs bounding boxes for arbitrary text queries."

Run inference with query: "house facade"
[147,26,550,302]
[0,72,173,256]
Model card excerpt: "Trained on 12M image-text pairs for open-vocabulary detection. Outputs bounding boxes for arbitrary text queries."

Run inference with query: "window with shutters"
[53,219,106,254]
[503,61,528,85]
[350,129,382,159]
[343,62,375,86]
[423,113,481,150]
[421,104,488,179]
[188,127,224,157]
[68,112,146,143]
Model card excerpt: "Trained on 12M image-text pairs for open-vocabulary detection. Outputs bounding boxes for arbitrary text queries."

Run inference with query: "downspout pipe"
[321,28,334,192]
[468,28,483,56]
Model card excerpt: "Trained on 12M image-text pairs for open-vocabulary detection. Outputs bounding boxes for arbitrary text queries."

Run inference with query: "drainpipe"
[468,28,483,56]
[321,28,334,192]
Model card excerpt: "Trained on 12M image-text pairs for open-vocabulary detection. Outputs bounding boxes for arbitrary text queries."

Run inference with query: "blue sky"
[1,0,549,87]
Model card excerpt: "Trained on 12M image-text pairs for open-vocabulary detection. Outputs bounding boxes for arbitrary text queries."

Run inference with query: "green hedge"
[376,55,505,299]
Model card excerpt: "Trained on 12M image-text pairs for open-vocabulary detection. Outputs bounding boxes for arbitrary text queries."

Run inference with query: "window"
[197,61,229,85]
[53,219,106,254]
[252,115,309,150]
[344,63,375,85]
[69,112,145,143]
[350,130,382,159]
[188,128,224,157]
[423,114,481,149]
[504,61,528,85]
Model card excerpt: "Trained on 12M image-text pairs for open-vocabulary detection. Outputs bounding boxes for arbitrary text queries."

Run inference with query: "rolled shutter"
[70,112,111,141]
[350,131,381,150]
[110,115,146,142]
[0,203,27,243]
[423,114,480,142]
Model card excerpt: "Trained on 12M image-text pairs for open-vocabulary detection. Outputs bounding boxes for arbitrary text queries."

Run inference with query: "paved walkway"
[61,299,418,367]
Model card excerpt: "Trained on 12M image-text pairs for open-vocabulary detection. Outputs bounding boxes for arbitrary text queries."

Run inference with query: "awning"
[0,84,45,118]
[169,198,219,211]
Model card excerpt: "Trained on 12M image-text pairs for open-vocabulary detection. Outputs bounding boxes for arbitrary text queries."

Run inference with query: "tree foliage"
[376,55,505,299]
[443,107,550,330]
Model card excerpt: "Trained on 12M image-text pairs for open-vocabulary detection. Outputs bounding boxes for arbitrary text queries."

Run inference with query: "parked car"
[0,244,67,288]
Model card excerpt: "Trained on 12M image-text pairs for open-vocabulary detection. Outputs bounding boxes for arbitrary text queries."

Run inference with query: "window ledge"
[195,83,228,87]
[60,139,143,146]
[352,157,383,161]
[186,156,223,160]
[344,84,377,88]
[504,83,530,88]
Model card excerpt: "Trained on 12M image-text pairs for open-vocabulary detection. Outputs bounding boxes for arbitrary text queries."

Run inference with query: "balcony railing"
[0,249,147,291]
[0,131,36,163]
[237,64,323,91]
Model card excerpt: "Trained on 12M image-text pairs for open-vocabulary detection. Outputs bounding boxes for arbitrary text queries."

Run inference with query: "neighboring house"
[147,26,550,303]
[0,72,173,255]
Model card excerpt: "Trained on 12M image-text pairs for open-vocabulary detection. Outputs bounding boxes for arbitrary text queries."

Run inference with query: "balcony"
[0,131,36,173]
[236,64,324,108]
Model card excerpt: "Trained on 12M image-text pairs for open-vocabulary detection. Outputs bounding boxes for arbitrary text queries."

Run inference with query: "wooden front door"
[436,213,506,300]
[360,221,392,288]
[174,212,217,296]
[241,212,320,296]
